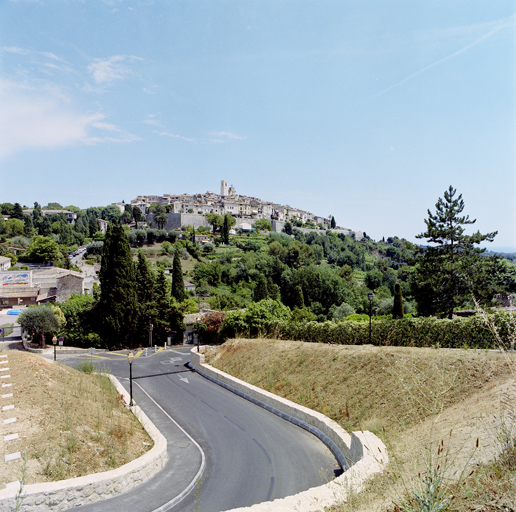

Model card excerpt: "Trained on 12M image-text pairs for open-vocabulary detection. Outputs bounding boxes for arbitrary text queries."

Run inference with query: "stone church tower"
[221,180,229,197]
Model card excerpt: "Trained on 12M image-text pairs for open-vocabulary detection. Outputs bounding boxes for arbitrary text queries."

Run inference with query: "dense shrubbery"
[57,330,104,349]
[265,313,514,349]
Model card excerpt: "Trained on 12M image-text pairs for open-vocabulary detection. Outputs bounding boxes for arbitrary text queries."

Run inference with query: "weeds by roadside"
[389,307,516,512]
[12,453,27,512]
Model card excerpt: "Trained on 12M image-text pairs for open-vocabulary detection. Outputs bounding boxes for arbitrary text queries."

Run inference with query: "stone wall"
[56,274,84,302]
[146,213,210,230]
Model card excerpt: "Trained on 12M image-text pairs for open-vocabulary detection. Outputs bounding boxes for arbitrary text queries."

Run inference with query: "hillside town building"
[0,268,94,309]
[128,180,362,238]
[22,209,77,225]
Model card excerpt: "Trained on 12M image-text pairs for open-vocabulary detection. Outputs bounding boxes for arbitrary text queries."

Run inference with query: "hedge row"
[57,330,104,349]
[266,312,515,350]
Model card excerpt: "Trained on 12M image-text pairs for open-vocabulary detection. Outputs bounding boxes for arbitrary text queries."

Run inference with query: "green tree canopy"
[254,218,272,231]
[5,218,24,237]
[26,236,61,263]
[12,203,24,220]
[19,306,62,348]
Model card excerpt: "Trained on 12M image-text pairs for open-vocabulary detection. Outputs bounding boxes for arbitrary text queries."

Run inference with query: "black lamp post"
[127,351,134,406]
[196,316,200,353]
[368,292,373,344]
[52,336,57,361]
[149,320,154,348]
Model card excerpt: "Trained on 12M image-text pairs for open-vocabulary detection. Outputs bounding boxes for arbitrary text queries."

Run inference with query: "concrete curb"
[190,349,388,512]
[0,375,167,512]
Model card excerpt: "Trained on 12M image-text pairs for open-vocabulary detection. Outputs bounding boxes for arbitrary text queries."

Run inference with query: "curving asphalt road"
[51,347,339,512]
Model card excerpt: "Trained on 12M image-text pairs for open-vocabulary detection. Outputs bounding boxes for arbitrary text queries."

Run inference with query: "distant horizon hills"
[481,247,516,255]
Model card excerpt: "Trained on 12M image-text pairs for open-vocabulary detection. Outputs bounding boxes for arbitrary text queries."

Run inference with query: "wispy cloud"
[210,130,246,141]
[1,46,29,55]
[0,78,138,158]
[373,16,515,99]
[159,131,198,143]
[87,55,142,85]
[144,113,165,128]
[157,129,247,144]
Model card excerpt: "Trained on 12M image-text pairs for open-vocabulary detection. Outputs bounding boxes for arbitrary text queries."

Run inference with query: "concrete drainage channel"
[0,348,388,512]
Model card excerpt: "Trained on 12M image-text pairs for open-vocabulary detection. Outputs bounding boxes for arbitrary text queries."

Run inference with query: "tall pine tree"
[413,186,497,318]
[97,223,138,348]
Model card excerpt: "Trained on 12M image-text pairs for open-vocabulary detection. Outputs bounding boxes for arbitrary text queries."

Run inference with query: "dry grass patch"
[0,350,153,487]
[207,340,513,438]
[205,339,516,511]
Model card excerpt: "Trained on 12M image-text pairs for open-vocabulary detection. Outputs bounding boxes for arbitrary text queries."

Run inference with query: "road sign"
[58,337,64,342]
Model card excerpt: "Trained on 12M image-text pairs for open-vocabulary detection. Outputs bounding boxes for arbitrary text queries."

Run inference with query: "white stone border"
[22,339,108,355]
[190,349,388,512]
[0,375,167,512]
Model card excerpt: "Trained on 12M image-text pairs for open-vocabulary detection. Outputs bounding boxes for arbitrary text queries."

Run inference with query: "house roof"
[0,290,39,298]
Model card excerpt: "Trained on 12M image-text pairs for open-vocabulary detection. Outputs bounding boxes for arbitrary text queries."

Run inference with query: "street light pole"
[196,315,200,353]
[127,351,134,406]
[368,292,373,344]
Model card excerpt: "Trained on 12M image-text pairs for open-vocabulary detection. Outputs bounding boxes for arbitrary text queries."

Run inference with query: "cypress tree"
[222,215,230,244]
[392,282,404,319]
[97,223,138,349]
[171,250,186,302]
[135,250,154,346]
[253,274,268,302]
[330,216,336,229]
[153,268,171,342]
[292,285,305,309]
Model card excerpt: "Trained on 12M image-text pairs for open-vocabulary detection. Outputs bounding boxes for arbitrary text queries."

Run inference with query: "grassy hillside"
[206,340,516,511]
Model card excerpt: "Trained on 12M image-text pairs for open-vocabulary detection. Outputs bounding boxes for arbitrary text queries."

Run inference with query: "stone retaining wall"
[0,376,167,512]
[190,349,388,512]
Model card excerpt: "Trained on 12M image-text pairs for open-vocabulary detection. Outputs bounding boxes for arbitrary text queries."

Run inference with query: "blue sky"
[0,1,514,250]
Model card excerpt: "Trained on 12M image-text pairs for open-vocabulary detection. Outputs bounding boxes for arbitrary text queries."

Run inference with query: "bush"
[220,300,291,339]
[331,302,356,321]
[344,314,369,322]
[376,298,393,316]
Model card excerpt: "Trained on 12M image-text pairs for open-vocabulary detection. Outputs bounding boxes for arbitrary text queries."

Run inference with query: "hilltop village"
[123,180,363,239]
